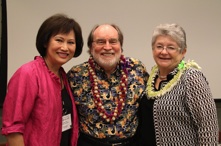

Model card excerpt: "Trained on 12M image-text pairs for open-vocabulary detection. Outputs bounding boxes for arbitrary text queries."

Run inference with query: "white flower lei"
[146,60,201,99]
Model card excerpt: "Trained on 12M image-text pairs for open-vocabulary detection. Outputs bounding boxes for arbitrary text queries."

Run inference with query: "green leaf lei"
[146,60,201,99]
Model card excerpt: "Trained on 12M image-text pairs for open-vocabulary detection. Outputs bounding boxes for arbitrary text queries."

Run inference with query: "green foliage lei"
[146,60,201,99]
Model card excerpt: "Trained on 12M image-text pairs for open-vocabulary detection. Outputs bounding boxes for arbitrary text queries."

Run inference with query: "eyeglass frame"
[153,44,180,53]
[93,38,119,46]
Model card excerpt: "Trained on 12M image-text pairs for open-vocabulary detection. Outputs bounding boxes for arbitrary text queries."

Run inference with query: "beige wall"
[6,0,221,98]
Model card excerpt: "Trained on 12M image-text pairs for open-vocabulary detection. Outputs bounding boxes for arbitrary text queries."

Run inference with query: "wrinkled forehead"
[93,25,118,39]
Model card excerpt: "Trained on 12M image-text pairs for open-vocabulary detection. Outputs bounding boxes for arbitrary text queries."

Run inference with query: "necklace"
[146,60,201,99]
[88,55,128,123]
[158,74,167,80]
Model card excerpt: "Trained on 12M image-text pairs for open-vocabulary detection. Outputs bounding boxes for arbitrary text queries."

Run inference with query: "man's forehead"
[95,25,117,33]
[94,25,118,38]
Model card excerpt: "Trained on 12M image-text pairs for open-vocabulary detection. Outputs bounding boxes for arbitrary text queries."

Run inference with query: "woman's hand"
[6,133,24,146]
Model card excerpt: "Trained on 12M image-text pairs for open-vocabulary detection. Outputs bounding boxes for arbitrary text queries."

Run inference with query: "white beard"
[91,52,121,69]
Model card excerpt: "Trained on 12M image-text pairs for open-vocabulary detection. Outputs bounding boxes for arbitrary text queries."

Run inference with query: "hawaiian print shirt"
[67,57,148,140]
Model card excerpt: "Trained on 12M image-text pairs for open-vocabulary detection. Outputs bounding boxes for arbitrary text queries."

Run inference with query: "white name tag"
[62,114,72,132]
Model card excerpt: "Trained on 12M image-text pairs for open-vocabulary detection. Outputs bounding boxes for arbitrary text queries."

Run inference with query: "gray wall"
[7,0,221,98]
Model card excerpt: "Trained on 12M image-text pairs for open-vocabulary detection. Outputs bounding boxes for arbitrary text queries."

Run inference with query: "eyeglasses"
[154,45,179,53]
[93,39,119,46]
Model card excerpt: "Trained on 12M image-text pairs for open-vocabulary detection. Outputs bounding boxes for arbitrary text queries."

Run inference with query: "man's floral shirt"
[67,57,148,140]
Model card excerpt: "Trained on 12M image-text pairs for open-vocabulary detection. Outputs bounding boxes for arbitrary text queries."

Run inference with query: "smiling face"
[90,25,122,72]
[152,35,186,74]
[44,30,76,70]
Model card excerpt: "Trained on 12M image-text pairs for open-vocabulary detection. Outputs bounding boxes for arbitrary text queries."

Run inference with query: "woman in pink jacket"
[1,13,83,146]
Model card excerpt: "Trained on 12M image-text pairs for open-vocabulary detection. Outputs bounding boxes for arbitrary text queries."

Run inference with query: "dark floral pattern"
[67,57,148,139]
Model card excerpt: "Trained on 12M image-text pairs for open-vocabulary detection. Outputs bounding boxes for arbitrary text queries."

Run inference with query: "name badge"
[62,114,72,132]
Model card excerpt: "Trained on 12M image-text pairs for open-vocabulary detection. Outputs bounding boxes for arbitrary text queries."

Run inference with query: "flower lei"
[146,60,201,99]
[88,55,128,123]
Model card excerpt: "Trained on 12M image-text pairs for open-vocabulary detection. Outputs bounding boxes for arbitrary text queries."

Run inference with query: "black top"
[139,96,156,146]
[138,75,173,146]
[60,87,73,146]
